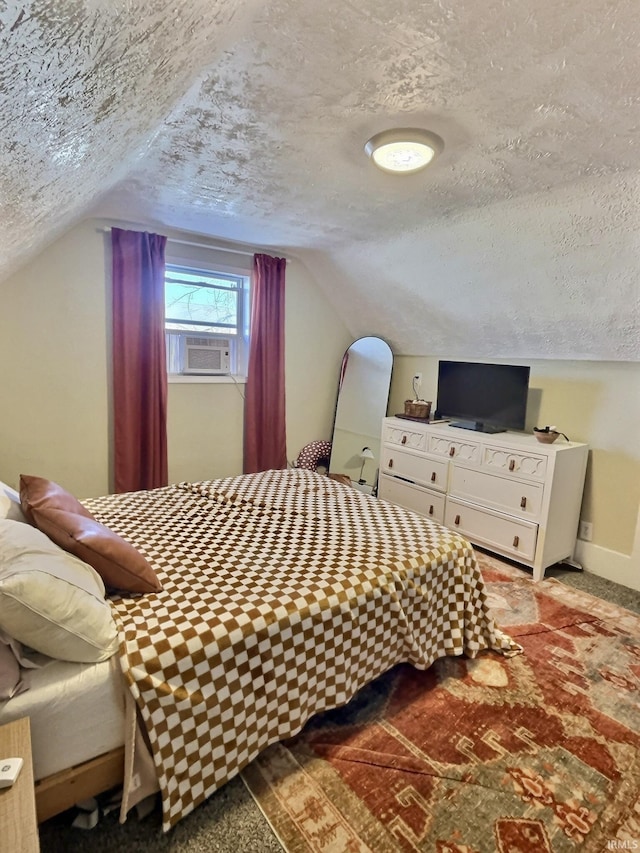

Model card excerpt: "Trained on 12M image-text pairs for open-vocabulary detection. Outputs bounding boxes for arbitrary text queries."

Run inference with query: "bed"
[0,469,520,831]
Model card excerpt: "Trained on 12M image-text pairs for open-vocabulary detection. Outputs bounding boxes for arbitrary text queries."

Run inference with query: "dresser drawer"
[379,474,445,523]
[381,446,448,491]
[428,433,481,463]
[445,498,538,562]
[482,445,547,480]
[449,465,543,520]
[383,423,427,451]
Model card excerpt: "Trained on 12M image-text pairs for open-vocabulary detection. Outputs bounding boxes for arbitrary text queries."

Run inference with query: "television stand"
[449,420,506,434]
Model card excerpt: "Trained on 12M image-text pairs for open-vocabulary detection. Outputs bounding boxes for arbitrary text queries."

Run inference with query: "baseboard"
[573,540,640,592]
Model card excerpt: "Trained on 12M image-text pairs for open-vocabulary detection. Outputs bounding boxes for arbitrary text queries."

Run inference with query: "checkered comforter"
[85,469,520,830]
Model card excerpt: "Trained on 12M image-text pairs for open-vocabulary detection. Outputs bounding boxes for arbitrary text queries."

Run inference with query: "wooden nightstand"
[0,717,40,852]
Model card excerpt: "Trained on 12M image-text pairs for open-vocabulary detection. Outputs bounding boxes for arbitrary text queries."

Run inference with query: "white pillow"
[0,480,27,523]
[0,519,119,663]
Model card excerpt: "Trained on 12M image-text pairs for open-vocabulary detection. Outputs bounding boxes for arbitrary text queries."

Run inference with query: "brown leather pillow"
[19,476,161,594]
[19,474,94,525]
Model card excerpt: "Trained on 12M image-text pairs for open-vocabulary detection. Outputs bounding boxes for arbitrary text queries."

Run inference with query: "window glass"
[165,269,240,333]
[164,264,249,376]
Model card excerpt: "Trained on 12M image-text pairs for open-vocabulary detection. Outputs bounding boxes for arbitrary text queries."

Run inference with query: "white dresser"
[378,416,588,581]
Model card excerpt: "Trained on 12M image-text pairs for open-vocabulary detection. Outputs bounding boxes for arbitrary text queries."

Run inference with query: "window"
[164,264,250,377]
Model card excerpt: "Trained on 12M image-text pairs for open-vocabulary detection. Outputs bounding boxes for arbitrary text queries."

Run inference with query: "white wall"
[297,172,640,592]
[304,173,640,363]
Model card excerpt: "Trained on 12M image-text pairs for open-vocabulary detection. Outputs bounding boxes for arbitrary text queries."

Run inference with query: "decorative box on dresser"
[378,417,588,581]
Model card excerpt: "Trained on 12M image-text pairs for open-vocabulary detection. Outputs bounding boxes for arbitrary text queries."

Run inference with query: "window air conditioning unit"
[182,336,231,375]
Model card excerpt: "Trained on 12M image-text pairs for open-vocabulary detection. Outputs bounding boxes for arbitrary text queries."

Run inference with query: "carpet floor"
[39,554,640,852]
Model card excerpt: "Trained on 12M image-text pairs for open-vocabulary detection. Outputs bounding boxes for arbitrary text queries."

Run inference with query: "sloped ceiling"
[1,0,639,359]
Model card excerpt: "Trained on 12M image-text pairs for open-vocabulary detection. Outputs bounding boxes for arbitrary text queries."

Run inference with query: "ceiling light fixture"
[364,128,444,175]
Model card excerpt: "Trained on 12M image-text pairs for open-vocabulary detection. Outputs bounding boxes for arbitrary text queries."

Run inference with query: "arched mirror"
[329,337,393,494]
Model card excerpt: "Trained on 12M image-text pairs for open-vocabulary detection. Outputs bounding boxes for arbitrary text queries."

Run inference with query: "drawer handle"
[431,472,437,483]
[429,505,434,516]
[401,435,407,445]
[513,535,520,548]
[454,514,460,525]
[509,459,516,471]
[449,447,455,457]
[520,496,527,508]
[388,459,393,469]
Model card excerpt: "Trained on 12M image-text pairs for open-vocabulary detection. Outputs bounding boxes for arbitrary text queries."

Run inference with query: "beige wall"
[1,217,637,590]
[0,220,351,496]
[390,356,640,589]
[166,249,352,482]
[0,221,111,497]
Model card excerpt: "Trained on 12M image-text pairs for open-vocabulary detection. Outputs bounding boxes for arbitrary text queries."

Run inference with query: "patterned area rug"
[241,554,640,852]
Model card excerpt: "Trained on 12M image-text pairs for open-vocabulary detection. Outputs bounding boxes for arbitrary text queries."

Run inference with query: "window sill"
[168,374,247,385]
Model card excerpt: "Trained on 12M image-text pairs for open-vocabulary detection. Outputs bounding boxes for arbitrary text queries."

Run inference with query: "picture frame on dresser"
[378,416,588,581]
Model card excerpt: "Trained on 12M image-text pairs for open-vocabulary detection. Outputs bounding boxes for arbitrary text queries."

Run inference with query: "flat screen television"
[435,360,530,433]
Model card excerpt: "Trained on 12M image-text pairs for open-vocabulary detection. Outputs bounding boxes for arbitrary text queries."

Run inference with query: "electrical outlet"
[578,520,593,541]
[413,373,422,389]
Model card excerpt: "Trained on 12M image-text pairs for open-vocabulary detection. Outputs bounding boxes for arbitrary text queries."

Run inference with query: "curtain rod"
[98,226,287,260]
[168,236,256,258]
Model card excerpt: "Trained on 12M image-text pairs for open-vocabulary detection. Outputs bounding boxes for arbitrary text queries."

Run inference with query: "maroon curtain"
[243,253,287,473]
[111,228,168,493]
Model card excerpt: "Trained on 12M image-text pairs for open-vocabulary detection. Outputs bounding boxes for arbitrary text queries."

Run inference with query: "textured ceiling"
[1,0,639,359]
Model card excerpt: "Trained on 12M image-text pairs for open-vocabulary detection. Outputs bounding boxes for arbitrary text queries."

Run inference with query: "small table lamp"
[358,447,375,484]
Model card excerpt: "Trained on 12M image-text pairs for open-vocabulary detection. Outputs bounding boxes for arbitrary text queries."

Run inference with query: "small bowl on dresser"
[534,429,560,444]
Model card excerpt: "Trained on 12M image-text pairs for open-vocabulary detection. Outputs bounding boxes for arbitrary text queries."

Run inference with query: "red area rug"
[242,554,640,852]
